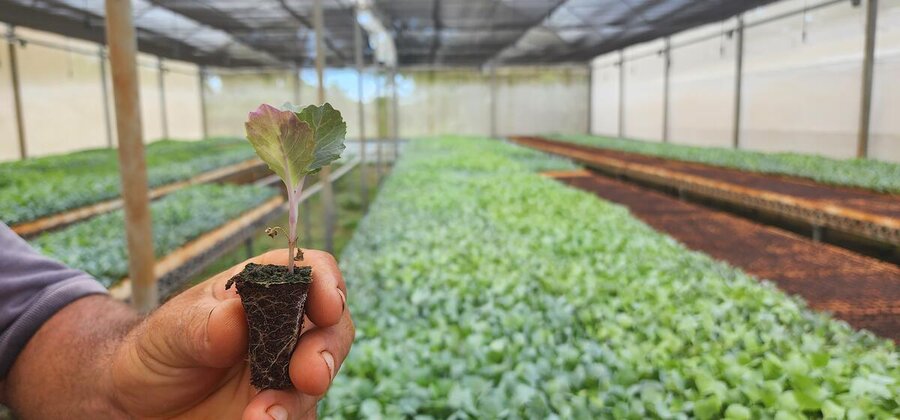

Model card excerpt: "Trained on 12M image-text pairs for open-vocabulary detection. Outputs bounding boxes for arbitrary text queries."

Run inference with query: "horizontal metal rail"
[511,137,900,247]
[109,158,360,301]
[12,158,267,237]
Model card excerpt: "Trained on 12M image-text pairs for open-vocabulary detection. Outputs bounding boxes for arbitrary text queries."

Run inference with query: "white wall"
[588,0,900,162]
[0,25,203,161]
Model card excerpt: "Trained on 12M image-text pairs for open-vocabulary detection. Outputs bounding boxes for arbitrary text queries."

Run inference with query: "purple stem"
[285,177,306,273]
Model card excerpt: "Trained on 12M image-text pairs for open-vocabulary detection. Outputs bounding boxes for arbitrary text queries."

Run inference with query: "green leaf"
[296,103,348,174]
[245,103,315,189]
[724,404,751,420]
[693,395,722,420]
[822,400,846,419]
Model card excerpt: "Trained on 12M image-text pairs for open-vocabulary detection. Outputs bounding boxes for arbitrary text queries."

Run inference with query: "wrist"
[5,295,139,418]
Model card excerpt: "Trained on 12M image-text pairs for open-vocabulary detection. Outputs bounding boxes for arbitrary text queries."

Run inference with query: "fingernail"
[337,288,346,312]
[321,350,335,380]
[267,405,288,420]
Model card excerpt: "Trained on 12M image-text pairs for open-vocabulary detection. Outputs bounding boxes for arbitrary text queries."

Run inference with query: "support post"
[391,66,399,162]
[244,237,254,259]
[586,63,592,135]
[618,50,625,139]
[7,26,26,159]
[856,0,878,158]
[490,66,498,138]
[662,37,671,143]
[732,16,744,149]
[157,56,169,139]
[314,0,336,254]
[354,13,368,208]
[105,0,157,312]
[293,64,302,104]
[199,66,208,138]
[99,46,114,148]
[375,67,383,178]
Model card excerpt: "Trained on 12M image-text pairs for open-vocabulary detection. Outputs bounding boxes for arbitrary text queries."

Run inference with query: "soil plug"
[227,102,346,390]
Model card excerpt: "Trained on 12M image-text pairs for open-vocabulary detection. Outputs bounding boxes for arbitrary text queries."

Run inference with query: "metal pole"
[7,26,26,159]
[314,0,336,254]
[618,50,625,139]
[732,16,744,149]
[586,63,593,135]
[391,66,399,162]
[99,46,114,148]
[293,65,302,104]
[375,67,383,178]
[857,0,878,158]
[244,237,254,259]
[198,66,208,138]
[354,14,368,208]
[662,37,671,143]
[105,0,157,312]
[157,56,169,139]
[490,66,498,137]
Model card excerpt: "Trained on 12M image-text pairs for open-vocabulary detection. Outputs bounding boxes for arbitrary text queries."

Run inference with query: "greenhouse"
[0,0,898,418]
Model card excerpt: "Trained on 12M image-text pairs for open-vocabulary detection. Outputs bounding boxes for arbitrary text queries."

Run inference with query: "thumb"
[141,287,248,370]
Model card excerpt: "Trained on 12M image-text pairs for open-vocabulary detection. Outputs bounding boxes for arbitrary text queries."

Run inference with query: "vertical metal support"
[857,0,878,158]
[293,64,302,104]
[586,63,593,135]
[618,50,625,139]
[732,16,744,149]
[99,46,114,148]
[314,0,336,254]
[198,66,208,139]
[375,67,383,178]
[244,237,254,259]
[7,26,26,159]
[489,66,498,138]
[391,66,399,162]
[157,56,169,139]
[354,14,368,208]
[105,0,157,312]
[662,37,672,143]
[812,225,823,243]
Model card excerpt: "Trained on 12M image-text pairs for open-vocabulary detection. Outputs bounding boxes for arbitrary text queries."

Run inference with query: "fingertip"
[243,390,302,420]
[290,337,333,396]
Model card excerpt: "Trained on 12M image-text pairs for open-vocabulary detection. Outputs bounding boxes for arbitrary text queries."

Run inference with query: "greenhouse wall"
[0,24,203,161]
[590,0,900,162]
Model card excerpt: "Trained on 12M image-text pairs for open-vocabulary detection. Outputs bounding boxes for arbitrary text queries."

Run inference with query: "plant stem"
[285,176,306,274]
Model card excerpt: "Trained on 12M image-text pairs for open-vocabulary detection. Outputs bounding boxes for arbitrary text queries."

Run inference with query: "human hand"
[112,249,353,419]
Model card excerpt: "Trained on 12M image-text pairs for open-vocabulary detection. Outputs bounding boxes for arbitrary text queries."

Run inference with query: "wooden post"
[732,16,744,149]
[354,13,368,208]
[157,56,169,139]
[618,50,625,139]
[99,46,114,148]
[198,66,208,138]
[7,26,26,159]
[315,0,336,254]
[105,0,157,312]
[662,37,671,143]
[857,0,878,158]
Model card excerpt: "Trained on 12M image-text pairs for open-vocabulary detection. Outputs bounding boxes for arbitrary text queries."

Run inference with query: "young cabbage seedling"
[225,102,346,390]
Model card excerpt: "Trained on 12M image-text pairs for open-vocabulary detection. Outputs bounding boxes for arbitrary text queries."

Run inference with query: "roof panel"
[1,0,784,67]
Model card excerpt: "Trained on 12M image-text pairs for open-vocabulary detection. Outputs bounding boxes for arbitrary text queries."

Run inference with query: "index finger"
[216,249,347,328]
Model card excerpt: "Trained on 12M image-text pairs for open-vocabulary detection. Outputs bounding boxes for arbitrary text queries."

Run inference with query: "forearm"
[2,295,140,419]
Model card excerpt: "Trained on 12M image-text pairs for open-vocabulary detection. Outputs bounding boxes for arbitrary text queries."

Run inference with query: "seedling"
[226,102,346,390]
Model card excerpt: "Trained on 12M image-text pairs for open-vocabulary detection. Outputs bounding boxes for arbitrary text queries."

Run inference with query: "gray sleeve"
[0,223,108,379]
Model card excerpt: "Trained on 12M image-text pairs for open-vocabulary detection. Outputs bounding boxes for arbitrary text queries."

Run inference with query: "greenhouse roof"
[0,0,779,68]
